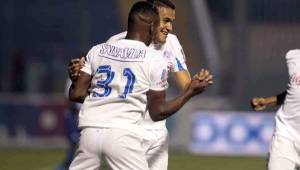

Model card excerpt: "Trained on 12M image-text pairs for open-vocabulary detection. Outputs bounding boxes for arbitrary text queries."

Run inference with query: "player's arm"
[170,35,192,91]
[69,71,92,103]
[148,69,213,121]
[174,70,191,91]
[251,91,287,111]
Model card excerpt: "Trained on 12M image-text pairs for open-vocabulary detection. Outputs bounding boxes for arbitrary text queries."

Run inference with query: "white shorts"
[69,127,149,170]
[268,135,300,170]
[143,129,168,170]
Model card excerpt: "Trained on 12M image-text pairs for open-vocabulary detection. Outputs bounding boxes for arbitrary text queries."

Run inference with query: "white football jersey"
[78,39,169,134]
[275,49,300,142]
[107,32,188,130]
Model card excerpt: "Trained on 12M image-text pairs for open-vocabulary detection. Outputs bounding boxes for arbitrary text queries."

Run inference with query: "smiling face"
[152,7,175,44]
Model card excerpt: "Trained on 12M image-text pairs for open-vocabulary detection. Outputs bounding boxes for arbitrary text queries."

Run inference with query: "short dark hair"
[147,0,176,10]
[128,1,159,29]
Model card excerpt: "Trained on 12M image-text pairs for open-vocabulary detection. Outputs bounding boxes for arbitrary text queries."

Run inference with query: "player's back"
[79,39,168,131]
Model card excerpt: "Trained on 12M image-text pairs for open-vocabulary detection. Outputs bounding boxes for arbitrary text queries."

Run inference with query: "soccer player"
[251,49,300,170]
[69,2,213,169]
[68,1,194,169]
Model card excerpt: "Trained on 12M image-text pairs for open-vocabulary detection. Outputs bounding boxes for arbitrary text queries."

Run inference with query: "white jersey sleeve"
[167,34,188,72]
[81,46,97,75]
[106,31,127,43]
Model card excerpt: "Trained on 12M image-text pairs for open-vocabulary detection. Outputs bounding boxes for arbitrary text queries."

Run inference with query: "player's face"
[153,7,175,44]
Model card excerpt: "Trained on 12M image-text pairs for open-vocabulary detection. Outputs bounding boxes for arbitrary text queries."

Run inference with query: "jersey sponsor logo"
[98,44,146,61]
[157,80,168,88]
[290,73,300,86]
[167,62,173,72]
[161,69,168,81]
[157,69,168,88]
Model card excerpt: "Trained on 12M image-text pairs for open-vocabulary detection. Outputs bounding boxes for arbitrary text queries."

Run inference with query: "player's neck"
[126,31,151,46]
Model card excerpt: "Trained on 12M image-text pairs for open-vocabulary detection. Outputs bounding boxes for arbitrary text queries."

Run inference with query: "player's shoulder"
[90,43,106,51]
[286,49,300,60]
[85,43,108,58]
[166,33,179,42]
[144,49,162,65]
[166,33,182,47]
[286,49,300,56]
[147,46,163,57]
[107,31,127,43]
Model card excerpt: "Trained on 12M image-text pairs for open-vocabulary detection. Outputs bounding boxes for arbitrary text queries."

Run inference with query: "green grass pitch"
[0,149,266,170]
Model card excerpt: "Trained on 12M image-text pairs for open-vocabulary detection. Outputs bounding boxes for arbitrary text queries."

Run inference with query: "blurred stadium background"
[1,0,300,169]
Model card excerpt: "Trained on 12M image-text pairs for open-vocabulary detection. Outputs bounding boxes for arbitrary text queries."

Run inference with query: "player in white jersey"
[69,3,164,169]
[69,2,213,170]
[251,49,300,170]
[107,1,190,169]
[68,1,193,169]
[106,33,186,170]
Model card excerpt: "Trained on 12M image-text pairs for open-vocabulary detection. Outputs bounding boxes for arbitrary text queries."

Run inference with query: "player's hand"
[187,69,213,96]
[68,57,85,82]
[194,69,214,85]
[251,97,267,111]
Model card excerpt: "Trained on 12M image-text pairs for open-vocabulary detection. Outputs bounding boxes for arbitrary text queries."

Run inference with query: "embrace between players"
[67,1,213,170]
[67,0,300,170]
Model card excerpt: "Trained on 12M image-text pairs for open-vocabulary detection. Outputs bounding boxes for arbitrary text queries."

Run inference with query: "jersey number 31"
[93,65,135,99]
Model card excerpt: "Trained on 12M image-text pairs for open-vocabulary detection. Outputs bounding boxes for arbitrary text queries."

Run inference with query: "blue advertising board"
[189,111,275,155]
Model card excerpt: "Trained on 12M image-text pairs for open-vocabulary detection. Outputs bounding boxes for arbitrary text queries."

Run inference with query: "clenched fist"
[251,97,267,111]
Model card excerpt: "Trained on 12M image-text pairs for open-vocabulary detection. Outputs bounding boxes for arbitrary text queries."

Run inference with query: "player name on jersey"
[98,44,146,62]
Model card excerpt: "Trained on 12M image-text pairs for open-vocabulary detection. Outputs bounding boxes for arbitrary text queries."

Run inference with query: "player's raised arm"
[148,69,213,121]
[174,70,191,91]
[250,91,287,111]
[169,35,192,92]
